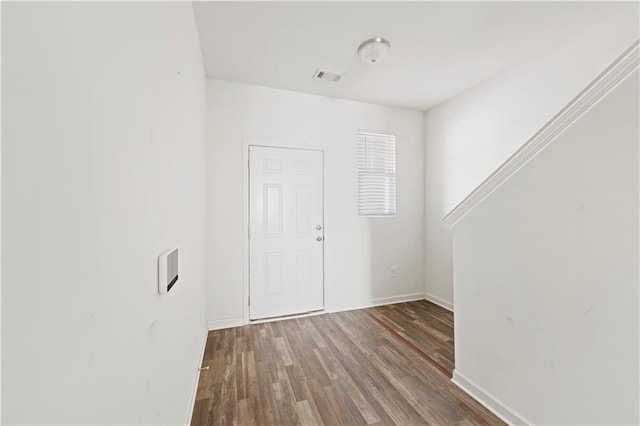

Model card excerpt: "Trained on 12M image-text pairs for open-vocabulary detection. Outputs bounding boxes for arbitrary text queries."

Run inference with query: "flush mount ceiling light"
[357,37,391,64]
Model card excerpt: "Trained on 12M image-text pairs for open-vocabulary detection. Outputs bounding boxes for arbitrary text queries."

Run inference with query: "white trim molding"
[443,40,640,226]
[424,292,454,311]
[207,294,426,329]
[452,370,533,426]
[207,317,245,331]
[249,309,325,325]
[207,293,428,328]
[372,292,426,307]
[328,293,426,314]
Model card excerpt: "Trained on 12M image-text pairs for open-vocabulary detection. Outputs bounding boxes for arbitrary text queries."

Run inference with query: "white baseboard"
[424,292,454,312]
[207,317,245,331]
[452,369,532,425]
[207,293,427,328]
[328,292,426,314]
[186,326,209,424]
[372,292,426,307]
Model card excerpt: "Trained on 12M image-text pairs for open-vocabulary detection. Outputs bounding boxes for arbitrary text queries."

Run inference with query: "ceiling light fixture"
[357,37,390,64]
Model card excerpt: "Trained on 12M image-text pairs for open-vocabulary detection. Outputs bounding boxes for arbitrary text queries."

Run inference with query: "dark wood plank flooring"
[192,300,502,425]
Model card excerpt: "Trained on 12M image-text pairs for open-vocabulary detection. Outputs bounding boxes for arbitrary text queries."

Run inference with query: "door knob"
[316,225,322,230]
[316,236,323,241]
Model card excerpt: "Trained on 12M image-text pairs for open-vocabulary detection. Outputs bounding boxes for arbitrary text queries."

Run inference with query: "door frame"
[243,140,325,324]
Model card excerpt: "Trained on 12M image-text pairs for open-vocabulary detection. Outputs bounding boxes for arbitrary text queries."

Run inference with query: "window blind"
[358,130,396,216]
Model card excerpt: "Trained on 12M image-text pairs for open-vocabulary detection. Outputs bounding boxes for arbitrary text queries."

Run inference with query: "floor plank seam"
[364,310,453,379]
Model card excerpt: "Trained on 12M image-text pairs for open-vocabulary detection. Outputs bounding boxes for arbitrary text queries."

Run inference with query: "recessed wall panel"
[295,251,310,291]
[295,185,310,234]
[264,184,282,237]
[263,158,283,174]
[264,252,283,295]
[295,161,311,175]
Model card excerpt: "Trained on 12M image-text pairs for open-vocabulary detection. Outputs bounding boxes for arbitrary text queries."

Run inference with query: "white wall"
[0,2,3,420]
[453,69,639,424]
[206,80,424,325]
[2,3,206,424]
[424,9,639,306]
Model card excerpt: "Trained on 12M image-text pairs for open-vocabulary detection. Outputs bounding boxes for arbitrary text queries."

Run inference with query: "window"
[358,129,396,216]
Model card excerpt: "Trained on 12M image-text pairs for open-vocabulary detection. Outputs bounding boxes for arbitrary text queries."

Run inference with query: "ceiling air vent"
[312,69,343,82]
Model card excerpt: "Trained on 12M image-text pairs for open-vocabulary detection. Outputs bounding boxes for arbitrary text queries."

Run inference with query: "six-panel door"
[249,146,324,320]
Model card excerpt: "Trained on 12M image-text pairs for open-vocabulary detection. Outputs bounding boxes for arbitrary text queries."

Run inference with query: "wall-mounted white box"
[158,248,179,293]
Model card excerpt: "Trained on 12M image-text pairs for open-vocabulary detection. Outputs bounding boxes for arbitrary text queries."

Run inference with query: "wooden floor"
[192,300,502,425]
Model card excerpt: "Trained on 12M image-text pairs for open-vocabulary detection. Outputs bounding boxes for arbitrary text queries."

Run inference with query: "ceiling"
[193,1,632,111]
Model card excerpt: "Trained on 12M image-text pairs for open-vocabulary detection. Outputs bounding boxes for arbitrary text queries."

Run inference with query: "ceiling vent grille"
[312,69,343,82]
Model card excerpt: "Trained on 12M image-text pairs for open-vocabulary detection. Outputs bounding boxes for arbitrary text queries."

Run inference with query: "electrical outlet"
[390,266,399,278]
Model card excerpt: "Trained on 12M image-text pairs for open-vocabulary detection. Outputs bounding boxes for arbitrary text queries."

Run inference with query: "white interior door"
[249,146,324,320]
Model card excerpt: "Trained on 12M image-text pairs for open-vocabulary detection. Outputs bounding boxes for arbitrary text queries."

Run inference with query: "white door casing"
[249,146,324,320]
